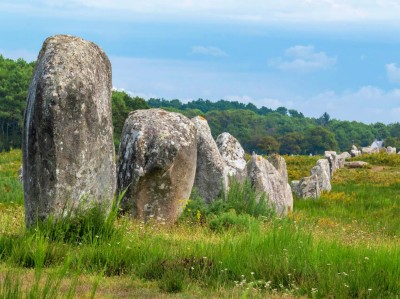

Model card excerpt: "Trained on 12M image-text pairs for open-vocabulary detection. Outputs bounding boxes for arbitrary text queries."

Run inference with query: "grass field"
[1,150,399,298]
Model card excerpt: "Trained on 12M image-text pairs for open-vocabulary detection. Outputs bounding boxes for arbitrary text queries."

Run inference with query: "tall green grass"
[1,150,400,297]
[284,155,322,181]
[350,152,400,166]
[2,214,399,298]
[0,149,23,204]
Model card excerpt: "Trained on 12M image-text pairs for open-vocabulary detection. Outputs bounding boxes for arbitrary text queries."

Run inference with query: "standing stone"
[191,116,228,202]
[23,35,116,227]
[386,146,396,154]
[324,151,339,178]
[362,147,375,154]
[291,173,320,199]
[290,180,300,197]
[246,154,293,215]
[339,152,351,161]
[18,165,23,183]
[310,159,331,192]
[350,145,361,157]
[337,152,351,168]
[216,132,247,181]
[117,109,197,223]
[268,154,288,183]
[344,161,369,168]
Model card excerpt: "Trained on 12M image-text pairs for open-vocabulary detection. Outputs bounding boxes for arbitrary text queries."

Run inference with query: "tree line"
[1,55,399,154]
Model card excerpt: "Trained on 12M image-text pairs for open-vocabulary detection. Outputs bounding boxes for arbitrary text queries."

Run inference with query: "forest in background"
[1,55,400,154]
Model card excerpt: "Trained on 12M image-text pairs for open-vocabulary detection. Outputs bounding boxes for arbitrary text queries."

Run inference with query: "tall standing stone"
[191,116,228,203]
[246,154,293,215]
[350,145,361,157]
[310,159,331,192]
[23,35,116,227]
[117,109,197,223]
[291,174,320,199]
[267,154,289,183]
[324,151,339,178]
[216,133,247,181]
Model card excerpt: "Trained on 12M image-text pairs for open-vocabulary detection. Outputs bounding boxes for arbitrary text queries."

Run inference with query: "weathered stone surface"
[18,165,23,183]
[191,116,228,202]
[23,35,116,227]
[324,151,339,178]
[350,149,361,157]
[351,145,358,151]
[344,161,369,168]
[291,173,320,199]
[216,132,247,181]
[290,180,300,197]
[361,147,379,154]
[339,152,351,161]
[268,154,288,183]
[386,146,396,154]
[337,152,350,168]
[310,159,331,192]
[117,109,197,223]
[246,154,293,215]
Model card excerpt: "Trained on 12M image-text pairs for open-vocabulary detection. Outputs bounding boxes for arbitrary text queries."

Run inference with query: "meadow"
[0,150,399,298]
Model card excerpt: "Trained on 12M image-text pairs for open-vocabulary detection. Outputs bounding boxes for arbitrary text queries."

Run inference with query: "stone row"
[350,144,398,156]
[22,35,293,226]
[290,151,351,199]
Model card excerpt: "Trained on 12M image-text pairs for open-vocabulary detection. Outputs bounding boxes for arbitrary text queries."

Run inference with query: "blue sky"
[1,1,400,124]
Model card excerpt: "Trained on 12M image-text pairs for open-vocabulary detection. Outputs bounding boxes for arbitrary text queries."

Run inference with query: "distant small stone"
[386,146,396,154]
[362,147,379,154]
[344,161,369,168]
[350,149,361,157]
[337,152,350,168]
[339,151,351,161]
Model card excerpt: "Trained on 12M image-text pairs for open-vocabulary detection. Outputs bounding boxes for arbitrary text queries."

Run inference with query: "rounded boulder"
[117,109,197,223]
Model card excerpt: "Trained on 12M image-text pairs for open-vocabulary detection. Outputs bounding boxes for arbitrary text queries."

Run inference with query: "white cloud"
[269,45,337,72]
[190,46,227,57]
[295,86,400,123]
[225,95,292,109]
[386,63,400,83]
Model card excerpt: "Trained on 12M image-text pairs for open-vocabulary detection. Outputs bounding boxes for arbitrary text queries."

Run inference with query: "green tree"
[112,91,149,148]
[372,122,390,140]
[384,137,400,149]
[305,126,338,155]
[279,132,305,155]
[0,56,35,151]
[276,106,288,116]
[317,112,331,126]
[288,109,304,118]
[248,135,280,154]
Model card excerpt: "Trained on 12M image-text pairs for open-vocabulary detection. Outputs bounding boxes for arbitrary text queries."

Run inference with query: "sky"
[1,1,400,124]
